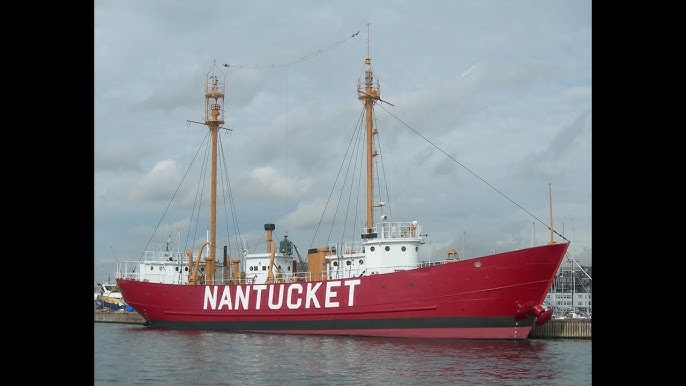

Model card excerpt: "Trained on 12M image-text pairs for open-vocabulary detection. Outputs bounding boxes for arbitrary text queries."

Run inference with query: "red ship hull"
[117,242,568,339]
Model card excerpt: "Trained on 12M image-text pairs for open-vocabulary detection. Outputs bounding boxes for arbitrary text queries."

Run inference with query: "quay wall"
[94,310,146,324]
[530,318,591,339]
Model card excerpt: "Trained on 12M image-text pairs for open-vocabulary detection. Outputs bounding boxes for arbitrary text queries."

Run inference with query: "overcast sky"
[94,0,592,283]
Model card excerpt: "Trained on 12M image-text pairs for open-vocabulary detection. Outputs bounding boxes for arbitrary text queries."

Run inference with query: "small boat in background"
[94,281,101,308]
[94,282,127,311]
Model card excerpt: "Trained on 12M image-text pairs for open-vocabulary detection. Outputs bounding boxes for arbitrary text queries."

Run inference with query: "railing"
[141,250,192,261]
[328,222,422,255]
[372,221,421,239]
[116,263,315,285]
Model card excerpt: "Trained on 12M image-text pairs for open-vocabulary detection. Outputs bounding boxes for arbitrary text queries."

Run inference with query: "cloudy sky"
[94,0,592,283]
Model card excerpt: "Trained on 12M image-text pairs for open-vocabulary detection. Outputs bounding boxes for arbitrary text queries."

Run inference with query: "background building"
[544,261,592,318]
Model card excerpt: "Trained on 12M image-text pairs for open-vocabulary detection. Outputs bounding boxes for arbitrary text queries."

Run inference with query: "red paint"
[117,242,568,339]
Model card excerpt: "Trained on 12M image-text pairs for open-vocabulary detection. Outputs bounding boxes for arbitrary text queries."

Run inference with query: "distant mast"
[204,62,226,285]
[357,24,381,233]
[547,182,557,245]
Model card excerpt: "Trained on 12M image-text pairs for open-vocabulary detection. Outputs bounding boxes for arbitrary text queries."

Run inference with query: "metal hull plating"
[117,242,568,339]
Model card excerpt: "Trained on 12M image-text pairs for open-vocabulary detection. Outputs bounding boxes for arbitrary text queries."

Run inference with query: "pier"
[529,318,591,339]
[94,309,146,324]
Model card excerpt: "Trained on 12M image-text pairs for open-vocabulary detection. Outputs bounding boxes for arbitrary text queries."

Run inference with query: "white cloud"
[129,159,181,201]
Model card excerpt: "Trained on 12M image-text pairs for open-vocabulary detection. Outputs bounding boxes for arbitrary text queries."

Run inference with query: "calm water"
[94,323,591,385]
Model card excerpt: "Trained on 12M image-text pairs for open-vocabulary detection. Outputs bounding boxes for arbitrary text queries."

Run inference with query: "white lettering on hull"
[287,284,303,309]
[203,279,361,311]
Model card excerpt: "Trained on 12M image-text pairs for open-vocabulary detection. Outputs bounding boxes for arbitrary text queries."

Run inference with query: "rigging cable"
[309,108,366,249]
[217,132,244,261]
[222,29,362,242]
[377,103,569,242]
[222,30,361,69]
[136,129,210,266]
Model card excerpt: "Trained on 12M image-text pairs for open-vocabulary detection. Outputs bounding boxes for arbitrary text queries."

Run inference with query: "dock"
[529,318,592,339]
[94,309,146,324]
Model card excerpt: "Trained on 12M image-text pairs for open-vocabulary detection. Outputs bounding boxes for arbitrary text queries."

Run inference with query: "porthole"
[346,260,352,266]
[175,267,179,272]
[184,267,189,272]
[401,246,406,252]
[359,259,364,265]
[415,246,418,252]
[370,246,375,252]
[287,266,291,271]
[333,261,339,267]
[200,267,205,272]
[385,246,390,251]
[150,266,154,271]
[249,266,254,271]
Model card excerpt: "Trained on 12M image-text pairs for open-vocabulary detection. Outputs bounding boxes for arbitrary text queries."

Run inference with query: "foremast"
[357,25,381,235]
[201,62,226,285]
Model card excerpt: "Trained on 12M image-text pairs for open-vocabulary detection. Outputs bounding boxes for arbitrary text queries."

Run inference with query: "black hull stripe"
[149,316,536,331]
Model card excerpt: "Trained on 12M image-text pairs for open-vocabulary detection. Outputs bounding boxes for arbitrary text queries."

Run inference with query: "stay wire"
[377,103,569,242]
[223,30,361,69]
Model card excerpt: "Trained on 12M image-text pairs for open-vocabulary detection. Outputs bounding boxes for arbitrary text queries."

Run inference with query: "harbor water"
[94,323,592,385]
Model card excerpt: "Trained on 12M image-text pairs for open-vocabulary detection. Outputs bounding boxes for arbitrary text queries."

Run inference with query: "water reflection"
[100,325,590,385]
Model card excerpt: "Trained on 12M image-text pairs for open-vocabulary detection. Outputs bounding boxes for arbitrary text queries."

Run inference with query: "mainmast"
[203,62,226,285]
[357,24,380,232]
